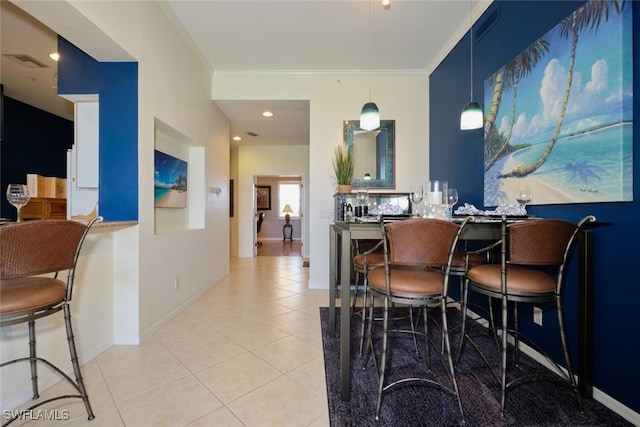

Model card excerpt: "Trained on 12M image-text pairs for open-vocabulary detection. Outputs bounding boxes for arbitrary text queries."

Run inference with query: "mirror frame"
[343,119,395,189]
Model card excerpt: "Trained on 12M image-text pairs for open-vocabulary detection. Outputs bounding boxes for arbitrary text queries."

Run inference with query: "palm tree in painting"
[172,174,187,192]
[484,39,549,171]
[498,0,623,179]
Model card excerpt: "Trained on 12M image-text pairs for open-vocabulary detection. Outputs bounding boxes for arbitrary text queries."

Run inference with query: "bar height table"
[329,218,595,401]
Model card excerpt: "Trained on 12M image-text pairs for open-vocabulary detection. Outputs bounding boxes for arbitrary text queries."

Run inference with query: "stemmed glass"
[6,184,30,222]
[515,184,533,208]
[410,185,424,217]
[356,188,369,215]
[446,188,459,217]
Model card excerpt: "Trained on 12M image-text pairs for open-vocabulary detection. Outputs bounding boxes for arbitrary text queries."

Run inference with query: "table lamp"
[283,204,293,225]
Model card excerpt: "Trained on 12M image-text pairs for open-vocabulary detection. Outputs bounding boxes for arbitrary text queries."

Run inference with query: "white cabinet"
[63,95,100,218]
[75,101,99,188]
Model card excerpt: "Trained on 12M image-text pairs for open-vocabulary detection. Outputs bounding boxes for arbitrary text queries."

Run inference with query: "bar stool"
[352,239,385,356]
[1,217,102,425]
[364,217,472,422]
[457,215,596,416]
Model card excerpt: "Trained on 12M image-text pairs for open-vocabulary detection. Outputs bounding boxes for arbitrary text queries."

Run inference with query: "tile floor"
[8,256,330,427]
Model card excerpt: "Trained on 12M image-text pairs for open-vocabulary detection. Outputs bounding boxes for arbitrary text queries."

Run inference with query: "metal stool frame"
[364,217,473,422]
[456,215,596,416]
[1,217,103,426]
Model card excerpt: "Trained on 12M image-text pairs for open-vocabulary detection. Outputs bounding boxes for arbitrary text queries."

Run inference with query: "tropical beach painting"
[154,150,188,208]
[483,1,633,206]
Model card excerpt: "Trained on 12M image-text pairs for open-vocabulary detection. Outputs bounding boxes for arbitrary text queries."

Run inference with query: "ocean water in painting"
[154,150,188,208]
[154,187,171,204]
[485,123,632,206]
[482,2,632,207]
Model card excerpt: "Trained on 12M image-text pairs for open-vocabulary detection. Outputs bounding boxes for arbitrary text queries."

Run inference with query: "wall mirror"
[343,119,395,189]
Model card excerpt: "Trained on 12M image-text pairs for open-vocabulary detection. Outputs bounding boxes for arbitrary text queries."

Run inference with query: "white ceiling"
[1,1,73,120]
[1,0,488,146]
[165,0,471,72]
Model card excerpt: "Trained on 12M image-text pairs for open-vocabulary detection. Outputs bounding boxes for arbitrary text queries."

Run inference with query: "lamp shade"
[460,101,483,130]
[282,204,294,213]
[360,102,380,131]
[363,173,372,181]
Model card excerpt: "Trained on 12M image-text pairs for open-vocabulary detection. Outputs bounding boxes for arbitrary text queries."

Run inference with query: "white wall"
[236,145,310,258]
[214,72,429,288]
[61,0,231,340]
[2,0,230,409]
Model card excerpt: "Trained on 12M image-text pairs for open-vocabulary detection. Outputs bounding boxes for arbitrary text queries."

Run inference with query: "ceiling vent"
[246,132,259,137]
[2,54,49,69]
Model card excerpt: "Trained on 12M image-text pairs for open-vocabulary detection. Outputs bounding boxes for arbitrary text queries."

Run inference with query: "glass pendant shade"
[460,101,483,130]
[360,102,380,131]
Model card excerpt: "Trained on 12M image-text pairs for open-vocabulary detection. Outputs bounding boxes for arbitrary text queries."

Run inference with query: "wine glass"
[446,188,459,215]
[410,185,424,217]
[515,184,533,208]
[356,188,369,215]
[6,184,30,222]
[356,189,369,205]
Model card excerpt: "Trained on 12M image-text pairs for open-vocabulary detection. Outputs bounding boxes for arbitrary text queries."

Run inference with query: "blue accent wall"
[430,0,638,412]
[57,37,138,221]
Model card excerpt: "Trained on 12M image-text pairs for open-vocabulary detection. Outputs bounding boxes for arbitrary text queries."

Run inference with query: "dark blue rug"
[320,307,633,426]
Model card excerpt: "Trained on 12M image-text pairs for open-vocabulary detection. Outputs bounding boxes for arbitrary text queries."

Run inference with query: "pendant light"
[460,0,483,130]
[360,0,380,131]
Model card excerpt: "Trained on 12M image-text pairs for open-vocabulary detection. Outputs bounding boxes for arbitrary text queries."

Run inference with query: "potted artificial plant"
[332,144,354,193]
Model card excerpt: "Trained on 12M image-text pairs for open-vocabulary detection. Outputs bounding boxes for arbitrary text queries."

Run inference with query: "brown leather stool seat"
[451,251,488,273]
[1,277,67,316]
[1,217,102,425]
[353,251,385,271]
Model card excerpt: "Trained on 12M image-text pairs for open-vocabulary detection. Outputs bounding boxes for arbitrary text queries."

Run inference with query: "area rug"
[320,307,632,426]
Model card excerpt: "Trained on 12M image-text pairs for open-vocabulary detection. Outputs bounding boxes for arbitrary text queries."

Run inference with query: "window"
[278,182,300,218]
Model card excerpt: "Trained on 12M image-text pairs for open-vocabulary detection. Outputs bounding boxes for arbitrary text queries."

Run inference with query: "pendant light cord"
[469,0,473,100]
[368,0,372,102]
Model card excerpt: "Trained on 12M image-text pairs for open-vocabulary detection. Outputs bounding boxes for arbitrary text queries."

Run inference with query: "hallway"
[257,240,302,257]
[9,256,329,426]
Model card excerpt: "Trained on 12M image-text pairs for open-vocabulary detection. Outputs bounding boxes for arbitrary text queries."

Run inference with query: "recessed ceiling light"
[233,136,242,141]
[49,52,60,61]
[262,111,273,117]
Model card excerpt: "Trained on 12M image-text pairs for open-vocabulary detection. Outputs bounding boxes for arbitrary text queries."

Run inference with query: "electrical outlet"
[533,306,543,326]
[174,277,180,290]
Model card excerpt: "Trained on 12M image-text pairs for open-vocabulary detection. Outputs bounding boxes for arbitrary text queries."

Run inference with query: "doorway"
[254,175,304,257]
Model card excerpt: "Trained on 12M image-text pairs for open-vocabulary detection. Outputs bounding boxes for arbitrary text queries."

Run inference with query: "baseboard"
[456,300,640,425]
[516,341,640,425]
[309,281,328,290]
[138,283,217,343]
[260,237,300,241]
[1,339,113,412]
[592,388,640,425]
[2,284,217,413]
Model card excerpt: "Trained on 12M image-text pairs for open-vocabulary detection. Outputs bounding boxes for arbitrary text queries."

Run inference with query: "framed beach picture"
[256,185,271,210]
[482,1,633,206]
[154,150,188,208]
